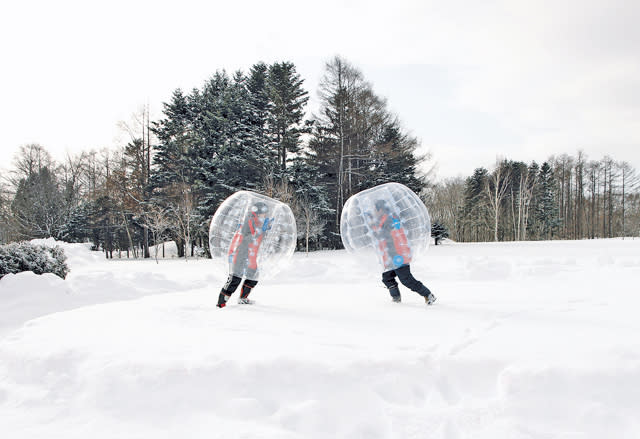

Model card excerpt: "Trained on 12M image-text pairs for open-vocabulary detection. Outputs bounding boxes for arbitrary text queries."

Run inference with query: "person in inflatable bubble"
[370,199,436,305]
[216,201,272,308]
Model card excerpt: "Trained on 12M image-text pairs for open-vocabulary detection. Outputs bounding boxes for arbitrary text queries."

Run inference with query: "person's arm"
[261,217,273,232]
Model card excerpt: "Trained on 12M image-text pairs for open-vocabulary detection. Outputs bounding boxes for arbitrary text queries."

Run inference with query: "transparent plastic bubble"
[340,182,431,272]
[209,191,297,281]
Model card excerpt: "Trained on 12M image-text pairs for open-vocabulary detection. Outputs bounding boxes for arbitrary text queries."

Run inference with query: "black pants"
[221,274,258,298]
[381,265,430,297]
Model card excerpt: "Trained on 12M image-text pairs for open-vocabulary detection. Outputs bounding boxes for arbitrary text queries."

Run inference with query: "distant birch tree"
[486,160,511,242]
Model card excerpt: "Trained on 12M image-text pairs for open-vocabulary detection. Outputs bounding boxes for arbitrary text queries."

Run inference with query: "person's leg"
[217,274,242,308]
[395,265,435,304]
[381,269,401,302]
[238,279,258,304]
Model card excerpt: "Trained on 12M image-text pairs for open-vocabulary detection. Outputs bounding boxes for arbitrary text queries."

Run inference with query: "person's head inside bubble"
[374,199,389,217]
[251,201,269,219]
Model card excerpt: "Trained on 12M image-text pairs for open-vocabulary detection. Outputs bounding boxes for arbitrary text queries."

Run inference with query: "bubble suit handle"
[209,191,297,281]
[340,183,430,272]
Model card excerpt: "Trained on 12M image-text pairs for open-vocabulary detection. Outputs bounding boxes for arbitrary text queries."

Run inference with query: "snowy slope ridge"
[1,239,639,438]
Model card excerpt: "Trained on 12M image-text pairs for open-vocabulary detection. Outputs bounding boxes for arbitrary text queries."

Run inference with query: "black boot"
[389,286,401,303]
[216,292,230,308]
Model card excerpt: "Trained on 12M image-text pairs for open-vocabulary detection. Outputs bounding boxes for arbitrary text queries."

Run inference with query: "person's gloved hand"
[262,218,273,232]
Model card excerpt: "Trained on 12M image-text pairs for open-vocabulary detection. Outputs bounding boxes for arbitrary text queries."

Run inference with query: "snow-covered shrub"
[0,242,69,279]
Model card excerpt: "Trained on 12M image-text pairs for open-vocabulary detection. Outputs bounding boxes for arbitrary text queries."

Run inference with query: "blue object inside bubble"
[393,255,405,267]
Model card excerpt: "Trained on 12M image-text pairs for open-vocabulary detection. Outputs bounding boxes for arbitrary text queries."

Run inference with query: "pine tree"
[11,167,66,239]
[308,56,429,247]
[59,201,95,243]
[462,168,490,242]
[152,87,207,257]
[536,162,559,239]
[431,221,450,245]
[523,161,540,240]
[153,69,282,256]
[197,71,271,214]
[247,62,275,163]
[266,62,309,174]
[368,122,425,194]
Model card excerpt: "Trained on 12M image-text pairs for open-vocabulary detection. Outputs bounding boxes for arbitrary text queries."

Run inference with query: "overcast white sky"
[2,0,639,180]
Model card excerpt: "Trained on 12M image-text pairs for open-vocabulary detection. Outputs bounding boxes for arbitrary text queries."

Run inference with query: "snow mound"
[30,238,102,268]
[0,271,68,297]
[1,239,217,336]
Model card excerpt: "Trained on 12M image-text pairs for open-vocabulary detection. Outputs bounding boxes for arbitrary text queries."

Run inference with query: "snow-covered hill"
[1,239,639,438]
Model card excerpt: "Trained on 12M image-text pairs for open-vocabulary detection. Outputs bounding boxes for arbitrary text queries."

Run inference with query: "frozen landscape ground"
[1,238,639,438]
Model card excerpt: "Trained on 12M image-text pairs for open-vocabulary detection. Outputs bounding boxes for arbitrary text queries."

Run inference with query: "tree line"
[0,57,427,257]
[425,154,640,243]
[2,58,638,255]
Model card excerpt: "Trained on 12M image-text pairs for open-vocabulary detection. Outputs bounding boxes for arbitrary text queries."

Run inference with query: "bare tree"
[517,163,540,241]
[263,174,327,253]
[296,194,326,254]
[486,159,511,242]
[119,105,155,258]
[550,154,574,239]
[59,151,90,204]
[423,178,465,241]
[573,151,587,239]
[140,206,172,263]
[10,144,55,184]
[168,182,196,261]
[317,56,366,234]
[601,156,619,238]
[619,161,639,238]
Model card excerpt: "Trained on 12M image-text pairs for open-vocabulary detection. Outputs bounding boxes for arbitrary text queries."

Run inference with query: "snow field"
[1,239,639,438]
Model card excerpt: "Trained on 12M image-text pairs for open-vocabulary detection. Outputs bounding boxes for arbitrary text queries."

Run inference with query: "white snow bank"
[1,238,220,334]
[1,239,640,438]
[29,238,103,267]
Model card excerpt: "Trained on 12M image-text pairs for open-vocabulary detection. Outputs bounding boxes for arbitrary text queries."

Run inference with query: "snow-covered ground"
[1,238,639,438]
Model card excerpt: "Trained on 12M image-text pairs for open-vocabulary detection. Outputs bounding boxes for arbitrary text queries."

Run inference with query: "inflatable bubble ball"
[340,182,431,272]
[209,191,297,281]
